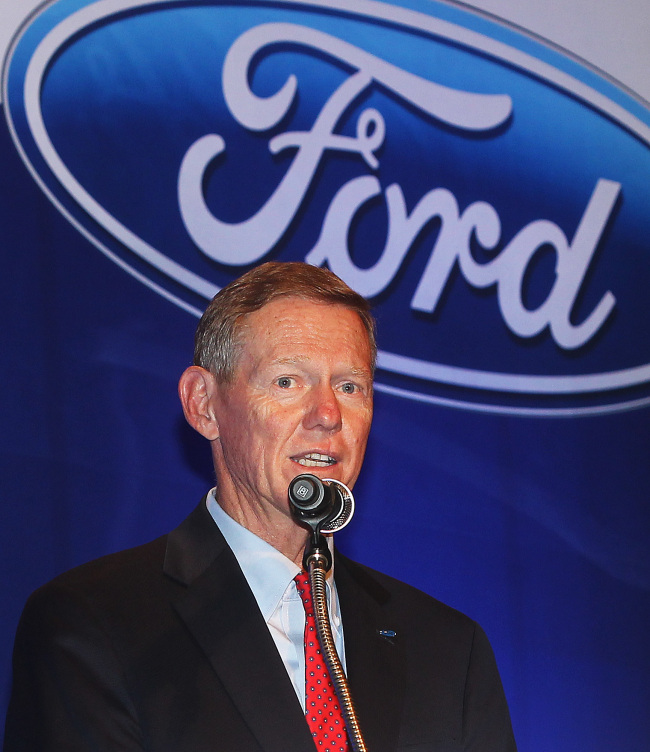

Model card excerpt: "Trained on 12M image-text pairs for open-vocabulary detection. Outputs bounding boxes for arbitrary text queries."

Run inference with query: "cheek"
[342,422,371,472]
[349,406,373,441]
[247,401,295,450]
[218,405,265,468]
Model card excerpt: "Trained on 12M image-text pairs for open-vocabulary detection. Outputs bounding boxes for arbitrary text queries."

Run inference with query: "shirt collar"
[206,489,338,622]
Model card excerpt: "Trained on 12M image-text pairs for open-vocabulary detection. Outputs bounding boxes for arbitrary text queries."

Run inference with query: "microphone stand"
[303,532,368,752]
[289,474,367,752]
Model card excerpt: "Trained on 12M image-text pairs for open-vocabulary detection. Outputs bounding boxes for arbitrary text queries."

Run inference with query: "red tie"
[294,571,350,751]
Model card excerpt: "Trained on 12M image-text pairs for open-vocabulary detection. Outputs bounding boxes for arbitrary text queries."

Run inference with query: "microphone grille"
[321,479,355,533]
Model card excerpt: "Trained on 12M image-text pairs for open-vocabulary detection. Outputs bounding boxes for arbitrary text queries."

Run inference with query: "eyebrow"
[347,368,374,379]
[271,356,310,365]
[270,357,372,378]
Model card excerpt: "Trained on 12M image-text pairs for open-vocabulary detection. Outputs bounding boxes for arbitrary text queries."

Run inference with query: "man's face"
[211,297,374,521]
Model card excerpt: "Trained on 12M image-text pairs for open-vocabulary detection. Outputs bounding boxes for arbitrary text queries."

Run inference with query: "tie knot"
[294,571,309,588]
[294,571,313,614]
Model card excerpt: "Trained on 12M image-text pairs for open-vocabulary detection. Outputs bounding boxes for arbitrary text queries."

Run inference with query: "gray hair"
[193,262,376,383]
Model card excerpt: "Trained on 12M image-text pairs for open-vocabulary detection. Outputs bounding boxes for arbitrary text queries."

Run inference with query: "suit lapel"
[335,554,405,752]
[163,502,315,752]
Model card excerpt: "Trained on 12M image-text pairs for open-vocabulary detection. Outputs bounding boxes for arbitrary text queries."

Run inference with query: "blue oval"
[3,0,650,415]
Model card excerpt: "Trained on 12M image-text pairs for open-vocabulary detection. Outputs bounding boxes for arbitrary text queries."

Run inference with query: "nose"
[303,384,342,433]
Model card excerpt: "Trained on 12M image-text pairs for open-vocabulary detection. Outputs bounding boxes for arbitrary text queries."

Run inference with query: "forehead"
[237,297,371,366]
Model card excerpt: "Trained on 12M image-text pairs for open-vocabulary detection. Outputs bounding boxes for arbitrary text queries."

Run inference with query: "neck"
[216,492,310,567]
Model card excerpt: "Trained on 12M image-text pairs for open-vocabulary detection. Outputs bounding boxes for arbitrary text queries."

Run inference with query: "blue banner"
[1,1,649,749]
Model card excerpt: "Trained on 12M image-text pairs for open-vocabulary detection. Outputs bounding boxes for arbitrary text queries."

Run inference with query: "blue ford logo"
[4,0,649,415]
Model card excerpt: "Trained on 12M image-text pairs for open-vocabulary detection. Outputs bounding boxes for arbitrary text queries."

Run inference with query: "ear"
[178,366,221,441]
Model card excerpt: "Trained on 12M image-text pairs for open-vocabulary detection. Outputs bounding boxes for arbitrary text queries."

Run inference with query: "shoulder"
[334,552,516,749]
[21,498,216,622]
[38,534,167,594]
[17,535,170,637]
[15,498,225,643]
[335,552,480,644]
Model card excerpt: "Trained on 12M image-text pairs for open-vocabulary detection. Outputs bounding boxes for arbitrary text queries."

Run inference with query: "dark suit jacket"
[4,501,516,751]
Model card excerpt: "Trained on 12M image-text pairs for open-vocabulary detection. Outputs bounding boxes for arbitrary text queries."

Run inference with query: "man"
[5,262,516,751]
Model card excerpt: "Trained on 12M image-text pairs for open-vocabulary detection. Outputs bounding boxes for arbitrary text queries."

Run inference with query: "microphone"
[288,474,355,534]
[288,474,366,749]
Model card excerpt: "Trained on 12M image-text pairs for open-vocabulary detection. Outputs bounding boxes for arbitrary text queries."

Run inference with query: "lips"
[292,452,336,467]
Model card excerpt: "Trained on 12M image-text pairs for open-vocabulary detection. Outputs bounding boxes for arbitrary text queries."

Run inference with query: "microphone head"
[320,478,355,533]
[288,474,355,533]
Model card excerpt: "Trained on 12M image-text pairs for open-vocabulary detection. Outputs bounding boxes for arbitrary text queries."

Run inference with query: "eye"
[276,376,295,389]
[340,382,358,394]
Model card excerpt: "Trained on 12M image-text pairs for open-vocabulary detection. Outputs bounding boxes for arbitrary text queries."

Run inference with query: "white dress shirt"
[206,489,346,710]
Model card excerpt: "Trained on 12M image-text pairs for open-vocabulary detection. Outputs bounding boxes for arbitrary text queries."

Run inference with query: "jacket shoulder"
[336,551,477,634]
[36,535,166,597]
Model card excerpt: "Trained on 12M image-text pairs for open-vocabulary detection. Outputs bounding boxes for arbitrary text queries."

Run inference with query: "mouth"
[292,452,337,468]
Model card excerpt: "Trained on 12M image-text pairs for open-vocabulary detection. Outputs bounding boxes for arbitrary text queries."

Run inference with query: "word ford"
[178,23,617,350]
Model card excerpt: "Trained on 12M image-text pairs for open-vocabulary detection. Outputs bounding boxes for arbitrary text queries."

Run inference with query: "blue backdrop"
[1,1,649,750]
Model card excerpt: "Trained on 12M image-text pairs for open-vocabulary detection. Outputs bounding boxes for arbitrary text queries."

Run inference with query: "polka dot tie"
[294,571,350,751]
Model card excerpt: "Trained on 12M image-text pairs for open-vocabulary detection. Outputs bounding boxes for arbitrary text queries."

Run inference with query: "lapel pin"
[378,629,397,638]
